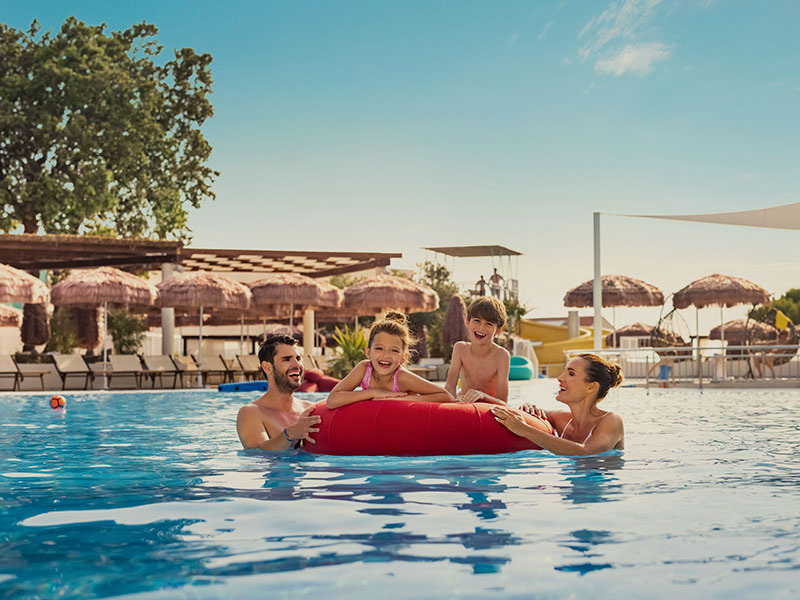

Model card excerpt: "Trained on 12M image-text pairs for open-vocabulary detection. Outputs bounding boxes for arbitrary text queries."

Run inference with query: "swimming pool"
[1,382,798,598]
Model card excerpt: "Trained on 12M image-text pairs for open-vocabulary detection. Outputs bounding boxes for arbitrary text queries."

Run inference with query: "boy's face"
[469,316,500,345]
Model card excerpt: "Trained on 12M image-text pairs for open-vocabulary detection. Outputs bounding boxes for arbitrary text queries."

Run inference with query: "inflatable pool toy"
[304,400,553,456]
[509,356,534,380]
[218,380,268,392]
[50,395,66,409]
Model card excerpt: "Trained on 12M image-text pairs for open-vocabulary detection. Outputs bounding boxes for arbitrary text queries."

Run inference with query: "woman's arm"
[444,343,463,398]
[398,370,455,403]
[492,407,624,456]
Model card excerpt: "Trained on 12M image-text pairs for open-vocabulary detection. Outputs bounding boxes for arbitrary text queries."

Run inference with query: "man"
[475,275,487,296]
[489,268,504,298]
[236,334,321,450]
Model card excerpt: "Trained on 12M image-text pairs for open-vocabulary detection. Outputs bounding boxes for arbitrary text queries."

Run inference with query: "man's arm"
[236,405,291,450]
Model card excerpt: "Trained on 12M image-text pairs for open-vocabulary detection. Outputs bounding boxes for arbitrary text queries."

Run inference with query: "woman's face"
[556,357,593,404]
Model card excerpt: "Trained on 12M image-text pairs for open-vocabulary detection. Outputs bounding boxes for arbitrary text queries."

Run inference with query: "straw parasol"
[344,275,439,315]
[708,318,775,344]
[51,266,159,387]
[565,275,664,346]
[603,322,654,347]
[672,274,770,310]
[0,263,50,305]
[0,304,22,327]
[564,275,664,307]
[442,294,469,347]
[157,272,252,383]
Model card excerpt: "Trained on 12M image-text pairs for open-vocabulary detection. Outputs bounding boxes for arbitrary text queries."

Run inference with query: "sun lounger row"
[1,354,265,391]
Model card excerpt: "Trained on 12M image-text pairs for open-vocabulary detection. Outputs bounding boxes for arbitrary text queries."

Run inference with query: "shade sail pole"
[197,304,203,387]
[593,212,603,350]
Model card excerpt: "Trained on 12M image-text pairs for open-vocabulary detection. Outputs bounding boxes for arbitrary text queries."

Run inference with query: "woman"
[492,353,625,456]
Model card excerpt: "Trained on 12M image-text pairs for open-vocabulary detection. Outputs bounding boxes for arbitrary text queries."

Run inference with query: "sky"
[4,1,800,335]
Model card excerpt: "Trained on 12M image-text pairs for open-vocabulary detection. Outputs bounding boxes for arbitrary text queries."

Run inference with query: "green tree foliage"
[0,18,217,241]
[107,308,148,354]
[412,261,459,359]
[749,289,800,325]
[44,307,77,354]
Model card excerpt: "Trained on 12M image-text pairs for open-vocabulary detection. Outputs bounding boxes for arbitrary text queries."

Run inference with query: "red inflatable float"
[305,400,554,456]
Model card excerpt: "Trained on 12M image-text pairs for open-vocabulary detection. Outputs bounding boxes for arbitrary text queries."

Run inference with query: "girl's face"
[366,331,407,375]
[555,357,594,404]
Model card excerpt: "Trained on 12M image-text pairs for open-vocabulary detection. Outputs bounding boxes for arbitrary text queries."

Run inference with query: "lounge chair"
[52,354,92,390]
[194,354,230,386]
[172,355,202,388]
[108,355,147,389]
[142,355,181,389]
[236,354,263,381]
[221,355,246,383]
[0,355,22,390]
[14,360,49,391]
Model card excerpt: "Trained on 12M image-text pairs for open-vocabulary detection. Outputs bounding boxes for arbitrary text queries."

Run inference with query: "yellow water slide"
[519,319,609,376]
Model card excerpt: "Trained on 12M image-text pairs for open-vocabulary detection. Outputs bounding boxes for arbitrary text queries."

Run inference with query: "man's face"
[264,344,304,393]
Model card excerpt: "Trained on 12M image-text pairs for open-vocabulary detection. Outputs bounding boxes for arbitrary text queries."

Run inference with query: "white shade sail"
[621,201,800,231]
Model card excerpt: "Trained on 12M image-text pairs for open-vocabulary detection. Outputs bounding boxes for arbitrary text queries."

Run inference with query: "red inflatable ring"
[305,400,553,456]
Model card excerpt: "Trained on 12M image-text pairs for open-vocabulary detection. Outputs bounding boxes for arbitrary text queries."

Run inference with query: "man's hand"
[285,406,322,445]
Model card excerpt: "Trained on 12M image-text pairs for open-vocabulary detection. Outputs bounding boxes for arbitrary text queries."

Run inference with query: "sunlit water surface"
[1,381,799,599]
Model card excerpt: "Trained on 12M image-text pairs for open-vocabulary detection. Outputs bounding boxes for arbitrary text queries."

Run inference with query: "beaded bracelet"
[283,428,294,444]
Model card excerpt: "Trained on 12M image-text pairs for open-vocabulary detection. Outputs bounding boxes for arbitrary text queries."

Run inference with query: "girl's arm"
[398,369,456,403]
[444,343,463,398]
[326,362,403,408]
[492,407,624,456]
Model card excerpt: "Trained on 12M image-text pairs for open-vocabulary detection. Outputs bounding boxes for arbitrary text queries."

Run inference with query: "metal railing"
[564,344,800,389]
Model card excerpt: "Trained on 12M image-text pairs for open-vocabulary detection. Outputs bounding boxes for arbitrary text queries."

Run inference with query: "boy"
[445,296,510,405]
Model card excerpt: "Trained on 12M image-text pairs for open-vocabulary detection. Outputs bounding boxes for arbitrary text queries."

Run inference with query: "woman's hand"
[491,406,530,436]
[519,403,547,420]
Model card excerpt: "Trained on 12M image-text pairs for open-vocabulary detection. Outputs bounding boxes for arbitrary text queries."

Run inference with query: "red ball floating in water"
[50,395,66,409]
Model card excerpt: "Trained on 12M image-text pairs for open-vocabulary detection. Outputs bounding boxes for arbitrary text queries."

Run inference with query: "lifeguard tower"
[422,245,521,300]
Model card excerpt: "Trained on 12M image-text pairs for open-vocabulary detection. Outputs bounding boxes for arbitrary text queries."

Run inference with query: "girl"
[492,353,625,455]
[326,312,455,408]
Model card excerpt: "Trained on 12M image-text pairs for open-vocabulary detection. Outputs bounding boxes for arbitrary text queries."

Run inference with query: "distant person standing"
[489,268,504,298]
[475,275,487,296]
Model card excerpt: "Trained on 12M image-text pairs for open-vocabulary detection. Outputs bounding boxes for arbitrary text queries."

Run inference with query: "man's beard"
[273,368,301,393]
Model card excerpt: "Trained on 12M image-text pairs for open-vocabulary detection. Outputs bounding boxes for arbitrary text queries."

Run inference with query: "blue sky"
[4,1,800,332]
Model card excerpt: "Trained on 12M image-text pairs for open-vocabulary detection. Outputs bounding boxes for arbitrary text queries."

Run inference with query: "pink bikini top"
[361,362,401,393]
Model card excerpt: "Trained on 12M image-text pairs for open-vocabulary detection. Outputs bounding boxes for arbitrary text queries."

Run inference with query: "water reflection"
[560,453,625,505]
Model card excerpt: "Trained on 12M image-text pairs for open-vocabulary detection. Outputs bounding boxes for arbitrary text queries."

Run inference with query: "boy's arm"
[444,343,463,398]
[494,348,510,403]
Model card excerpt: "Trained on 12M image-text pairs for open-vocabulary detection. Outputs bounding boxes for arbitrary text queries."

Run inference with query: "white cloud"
[507,32,520,46]
[538,21,553,41]
[579,0,664,61]
[595,42,673,76]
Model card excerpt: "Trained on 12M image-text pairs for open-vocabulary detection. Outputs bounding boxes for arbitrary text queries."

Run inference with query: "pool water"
[1,382,799,599]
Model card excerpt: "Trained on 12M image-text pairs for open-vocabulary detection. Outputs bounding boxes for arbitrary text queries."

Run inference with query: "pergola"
[423,244,522,298]
[0,233,402,355]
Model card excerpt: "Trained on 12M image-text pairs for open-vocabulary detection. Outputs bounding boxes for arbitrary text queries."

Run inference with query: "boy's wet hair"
[368,311,416,354]
[258,334,298,378]
[467,297,507,329]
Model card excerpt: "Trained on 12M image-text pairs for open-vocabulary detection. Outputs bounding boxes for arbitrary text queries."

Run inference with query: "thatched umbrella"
[0,263,50,305]
[0,304,22,327]
[565,275,664,346]
[442,294,469,347]
[673,273,771,353]
[71,307,102,350]
[604,321,654,347]
[157,271,252,384]
[708,318,775,344]
[1,263,51,350]
[51,266,159,387]
[344,275,439,315]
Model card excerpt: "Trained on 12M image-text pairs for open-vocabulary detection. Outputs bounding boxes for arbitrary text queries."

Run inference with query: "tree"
[750,289,800,326]
[0,18,217,241]
[412,261,459,360]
